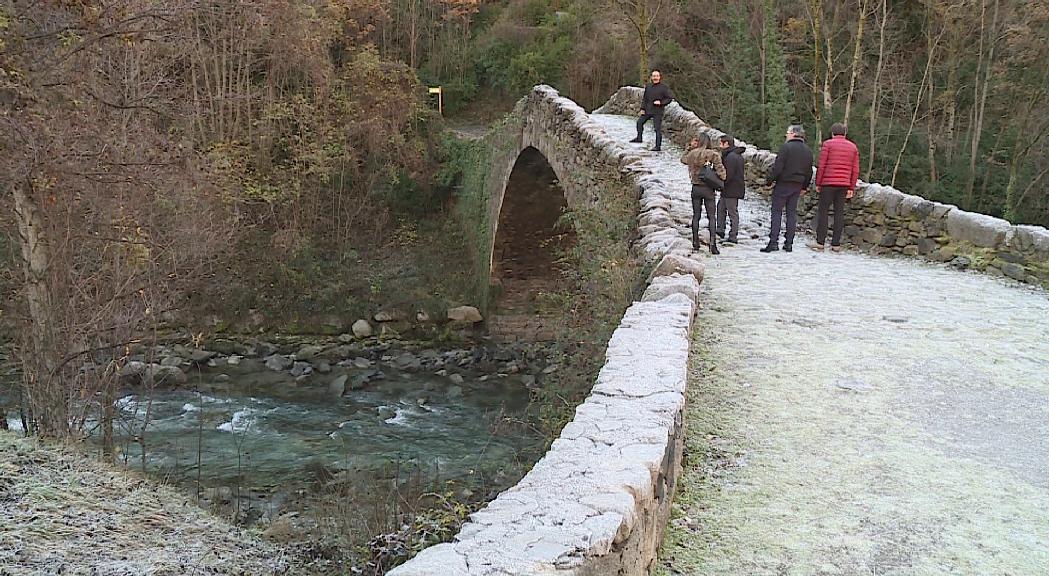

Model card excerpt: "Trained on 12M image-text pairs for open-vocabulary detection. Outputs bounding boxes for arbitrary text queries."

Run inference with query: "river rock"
[448,373,465,385]
[150,365,187,386]
[329,375,349,397]
[447,306,483,323]
[395,353,422,370]
[119,361,148,380]
[416,310,431,322]
[352,357,372,369]
[215,373,232,383]
[226,355,243,366]
[265,354,293,371]
[295,345,325,361]
[256,342,279,357]
[352,319,373,338]
[949,256,972,270]
[521,375,537,388]
[314,360,332,374]
[290,361,312,377]
[337,333,355,343]
[189,349,216,364]
[160,356,183,367]
[374,310,407,323]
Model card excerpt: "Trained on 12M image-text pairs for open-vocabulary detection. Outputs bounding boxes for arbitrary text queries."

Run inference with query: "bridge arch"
[488,146,574,311]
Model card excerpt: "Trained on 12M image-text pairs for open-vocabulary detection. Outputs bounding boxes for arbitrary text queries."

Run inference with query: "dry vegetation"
[0,431,290,575]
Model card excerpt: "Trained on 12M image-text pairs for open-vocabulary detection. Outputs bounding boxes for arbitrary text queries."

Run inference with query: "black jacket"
[642,83,674,116]
[770,138,814,188]
[720,146,746,199]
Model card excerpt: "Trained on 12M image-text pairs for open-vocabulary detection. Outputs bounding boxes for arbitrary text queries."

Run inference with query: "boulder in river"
[295,345,325,361]
[352,319,373,338]
[447,306,483,323]
[189,349,216,364]
[149,365,187,386]
[328,375,349,397]
[264,354,293,371]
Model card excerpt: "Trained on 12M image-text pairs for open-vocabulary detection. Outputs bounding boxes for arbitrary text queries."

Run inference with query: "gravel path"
[593,113,1049,576]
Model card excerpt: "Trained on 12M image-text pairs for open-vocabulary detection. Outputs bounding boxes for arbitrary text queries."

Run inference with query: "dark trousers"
[716,197,740,241]
[769,183,802,247]
[691,185,717,248]
[816,186,848,246]
[636,113,663,149]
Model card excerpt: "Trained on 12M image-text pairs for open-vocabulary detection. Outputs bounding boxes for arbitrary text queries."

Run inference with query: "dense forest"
[388,0,1049,226]
[1,0,1048,438]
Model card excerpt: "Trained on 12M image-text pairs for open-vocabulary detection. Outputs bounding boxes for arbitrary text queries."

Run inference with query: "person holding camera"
[681,132,727,254]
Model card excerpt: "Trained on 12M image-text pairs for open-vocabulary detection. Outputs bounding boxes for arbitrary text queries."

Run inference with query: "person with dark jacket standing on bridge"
[716,135,746,244]
[630,70,673,152]
[762,124,813,253]
[809,122,861,252]
[682,133,727,254]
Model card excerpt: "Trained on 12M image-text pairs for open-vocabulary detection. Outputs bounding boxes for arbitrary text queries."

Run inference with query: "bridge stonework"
[598,87,1049,289]
[390,87,704,575]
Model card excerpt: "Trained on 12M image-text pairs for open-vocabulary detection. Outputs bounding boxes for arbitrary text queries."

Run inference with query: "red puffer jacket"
[816,135,860,188]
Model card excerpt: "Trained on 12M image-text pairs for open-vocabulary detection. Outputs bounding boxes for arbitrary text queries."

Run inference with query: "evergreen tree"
[725,2,762,143]
[761,0,793,149]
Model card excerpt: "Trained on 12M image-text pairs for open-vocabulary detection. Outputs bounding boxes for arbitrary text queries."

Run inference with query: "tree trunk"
[867,0,887,179]
[965,0,999,210]
[843,0,868,127]
[13,180,65,437]
[809,0,823,139]
[926,5,937,188]
[892,27,941,187]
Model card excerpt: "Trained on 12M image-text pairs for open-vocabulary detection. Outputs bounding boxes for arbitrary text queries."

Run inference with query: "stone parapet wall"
[598,87,1049,289]
[390,86,705,575]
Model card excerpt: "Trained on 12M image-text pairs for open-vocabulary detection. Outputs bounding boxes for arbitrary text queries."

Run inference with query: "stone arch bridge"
[392,86,1049,575]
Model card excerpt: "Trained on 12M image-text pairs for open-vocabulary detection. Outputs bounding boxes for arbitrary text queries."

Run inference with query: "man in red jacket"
[810,122,861,252]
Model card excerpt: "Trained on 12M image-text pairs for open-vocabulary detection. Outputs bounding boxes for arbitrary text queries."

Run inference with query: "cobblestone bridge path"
[593,113,1049,575]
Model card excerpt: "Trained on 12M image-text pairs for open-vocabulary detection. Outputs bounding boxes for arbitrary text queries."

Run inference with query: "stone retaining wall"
[598,87,1049,289]
[389,87,705,575]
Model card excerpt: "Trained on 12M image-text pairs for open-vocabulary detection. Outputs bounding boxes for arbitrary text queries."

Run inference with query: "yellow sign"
[427,86,444,115]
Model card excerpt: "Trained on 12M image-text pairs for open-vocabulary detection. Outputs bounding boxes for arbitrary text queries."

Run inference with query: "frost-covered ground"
[0,432,289,575]
[594,114,1049,575]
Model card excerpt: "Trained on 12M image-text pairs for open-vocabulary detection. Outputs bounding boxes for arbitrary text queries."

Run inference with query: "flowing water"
[1,350,545,513]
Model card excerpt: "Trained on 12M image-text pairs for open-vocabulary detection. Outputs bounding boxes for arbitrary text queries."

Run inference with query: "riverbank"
[0,335,558,574]
[0,431,290,575]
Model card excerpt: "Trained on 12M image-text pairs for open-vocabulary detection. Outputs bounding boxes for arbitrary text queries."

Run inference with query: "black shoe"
[724,237,738,245]
[710,244,720,255]
[783,244,793,252]
[716,231,726,239]
[760,244,779,253]
[651,147,661,152]
[629,137,643,143]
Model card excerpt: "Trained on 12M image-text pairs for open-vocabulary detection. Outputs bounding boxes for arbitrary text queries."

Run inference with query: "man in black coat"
[762,124,813,253]
[630,70,673,152]
[716,135,746,244]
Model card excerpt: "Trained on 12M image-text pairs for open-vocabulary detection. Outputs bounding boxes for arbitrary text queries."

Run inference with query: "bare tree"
[612,0,669,85]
